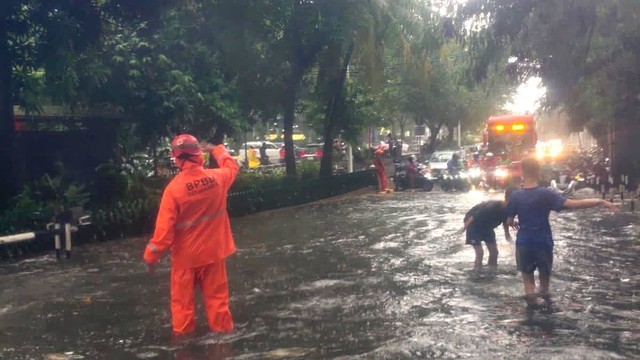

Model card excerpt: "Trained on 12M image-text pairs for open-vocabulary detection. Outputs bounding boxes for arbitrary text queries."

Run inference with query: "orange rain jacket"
[144,145,239,270]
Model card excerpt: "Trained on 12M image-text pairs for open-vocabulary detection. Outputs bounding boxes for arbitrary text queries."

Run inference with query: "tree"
[91,4,241,147]
[464,0,640,176]
[0,0,174,204]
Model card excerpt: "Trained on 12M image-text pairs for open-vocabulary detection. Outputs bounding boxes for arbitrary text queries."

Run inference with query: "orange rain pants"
[376,168,388,190]
[171,261,233,333]
[373,156,387,191]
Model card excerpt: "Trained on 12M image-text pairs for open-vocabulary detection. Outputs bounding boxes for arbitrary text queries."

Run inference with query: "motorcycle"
[482,165,511,190]
[439,170,471,192]
[467,166,484,189]
[393,160,435,192]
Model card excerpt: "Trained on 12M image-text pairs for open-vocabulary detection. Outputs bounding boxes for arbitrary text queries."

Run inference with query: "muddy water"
[0,191,638,359]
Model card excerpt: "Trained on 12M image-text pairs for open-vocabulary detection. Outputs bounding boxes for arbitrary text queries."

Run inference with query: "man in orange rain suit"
[373,148,389,193]
[143,134,239,334]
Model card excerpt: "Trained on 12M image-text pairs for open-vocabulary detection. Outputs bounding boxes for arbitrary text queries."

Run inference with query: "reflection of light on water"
[466,190,485,202]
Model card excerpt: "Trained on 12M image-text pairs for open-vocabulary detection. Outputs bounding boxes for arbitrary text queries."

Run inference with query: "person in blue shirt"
[447,153,460,175]
[458,187,518,269]
[506,158,618,308]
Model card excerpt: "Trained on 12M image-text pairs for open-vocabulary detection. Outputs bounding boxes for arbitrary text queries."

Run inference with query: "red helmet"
[171,134,201,159]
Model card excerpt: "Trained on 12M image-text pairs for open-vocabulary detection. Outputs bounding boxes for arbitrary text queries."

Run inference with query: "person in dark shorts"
[458,188,517,269]
[507,158,618,308]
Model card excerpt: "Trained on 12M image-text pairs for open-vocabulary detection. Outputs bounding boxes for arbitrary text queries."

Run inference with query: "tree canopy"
[2,0,524,202]
[464,0,640,175]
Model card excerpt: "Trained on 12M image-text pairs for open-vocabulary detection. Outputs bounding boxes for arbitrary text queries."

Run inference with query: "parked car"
[277,144,305,162]
[301,143,324,160]
[237,141,280,165]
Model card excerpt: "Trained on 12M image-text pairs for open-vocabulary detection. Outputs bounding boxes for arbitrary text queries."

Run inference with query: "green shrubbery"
[0,160,371,239]
[0,163,90,235]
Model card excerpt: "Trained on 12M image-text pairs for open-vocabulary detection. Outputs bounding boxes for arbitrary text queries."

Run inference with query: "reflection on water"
[1,191,638,359]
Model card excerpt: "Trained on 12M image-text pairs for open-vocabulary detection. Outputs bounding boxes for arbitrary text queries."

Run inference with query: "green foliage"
[3,0,523,207]
[465,0,640,174]
[0,187,53,236]
[231,170,287,193]
[297,161,320,180]
[91,197,159,240]
[32,163,91,211]
[0,163,90,235]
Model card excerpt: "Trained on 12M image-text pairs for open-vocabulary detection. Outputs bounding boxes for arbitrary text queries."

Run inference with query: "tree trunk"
[426,123,443,154]
[399,115,406,153]
[446,123,455,143]
[319,42,354,178]
[283,66,303,177]
[0,18,16,205]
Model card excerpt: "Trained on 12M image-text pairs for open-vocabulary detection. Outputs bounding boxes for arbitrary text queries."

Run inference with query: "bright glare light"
[466,189,485,202]
[504,77,546,114]
[494,168,508,178]
[511,124,525,131]
[469,168,482,178]
[495,124,505,132]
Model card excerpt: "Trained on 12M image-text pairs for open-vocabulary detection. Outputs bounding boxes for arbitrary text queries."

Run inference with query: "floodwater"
[1,190,639,359]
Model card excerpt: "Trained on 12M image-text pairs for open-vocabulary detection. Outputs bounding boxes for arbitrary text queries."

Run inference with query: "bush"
[0,163,92,235]
[92,197,159,240]
[0,158,373,241]
[298,160,320,180]
[0,187,54,235]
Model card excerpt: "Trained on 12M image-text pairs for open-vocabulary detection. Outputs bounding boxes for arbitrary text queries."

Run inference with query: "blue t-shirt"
[506,187,566,248]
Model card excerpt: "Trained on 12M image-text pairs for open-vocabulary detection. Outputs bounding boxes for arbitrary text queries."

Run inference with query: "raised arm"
[563,198,619,212]
[211,145,240,191]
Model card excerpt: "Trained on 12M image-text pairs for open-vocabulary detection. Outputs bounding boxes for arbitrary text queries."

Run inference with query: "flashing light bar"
[512,123,525,131]
[495,124,505,132]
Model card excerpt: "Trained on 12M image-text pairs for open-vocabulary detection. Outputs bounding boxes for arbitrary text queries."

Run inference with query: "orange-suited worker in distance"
[143,134,239,334]
[373,148,389,193]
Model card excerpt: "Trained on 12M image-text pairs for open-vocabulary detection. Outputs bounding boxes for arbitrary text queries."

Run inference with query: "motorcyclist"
[259,142,270,165]
[405,155,418,188]
[498,152,510,166]
[468,152,481,168]
[447,153,460,175]
[483,152,496,169]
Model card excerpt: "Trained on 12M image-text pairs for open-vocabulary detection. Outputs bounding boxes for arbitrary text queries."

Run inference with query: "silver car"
[428,151,456,176]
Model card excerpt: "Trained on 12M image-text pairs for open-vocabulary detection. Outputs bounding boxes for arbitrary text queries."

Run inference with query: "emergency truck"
[481,115,537,187]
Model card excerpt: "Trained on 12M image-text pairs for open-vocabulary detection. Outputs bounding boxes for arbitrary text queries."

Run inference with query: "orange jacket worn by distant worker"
[143,134,239,334]
[373,149,388,191]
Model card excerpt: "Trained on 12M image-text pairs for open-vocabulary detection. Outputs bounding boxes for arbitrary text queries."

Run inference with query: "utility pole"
[347,144,353,173]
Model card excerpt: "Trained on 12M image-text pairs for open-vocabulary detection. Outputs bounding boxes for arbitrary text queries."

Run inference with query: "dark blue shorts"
[516,245,553,275]
[465,227,496,246]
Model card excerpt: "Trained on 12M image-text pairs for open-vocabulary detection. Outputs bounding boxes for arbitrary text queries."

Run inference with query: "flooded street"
[1,191,639,359]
